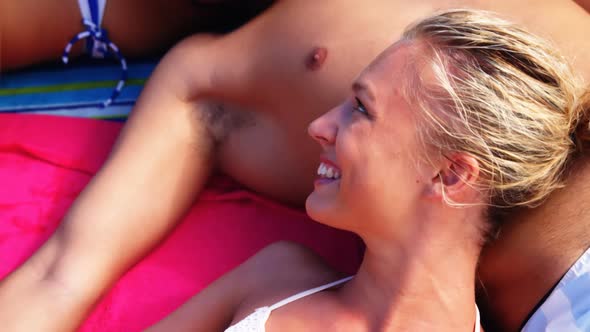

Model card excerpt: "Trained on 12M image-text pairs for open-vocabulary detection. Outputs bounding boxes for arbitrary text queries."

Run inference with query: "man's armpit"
[192,100,257,145]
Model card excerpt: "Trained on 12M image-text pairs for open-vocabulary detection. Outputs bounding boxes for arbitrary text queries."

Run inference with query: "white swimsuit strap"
[77,0,107,26]
[269,276,354,311]
[474,304,481,332]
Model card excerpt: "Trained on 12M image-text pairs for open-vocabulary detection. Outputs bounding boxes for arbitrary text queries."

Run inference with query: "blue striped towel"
[0,59,156,120]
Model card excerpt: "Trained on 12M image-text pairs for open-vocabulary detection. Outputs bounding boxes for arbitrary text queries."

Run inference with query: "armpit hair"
[194,100,256,145]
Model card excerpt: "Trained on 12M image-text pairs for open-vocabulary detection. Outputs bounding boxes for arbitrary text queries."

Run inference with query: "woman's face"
[306,42,437,236]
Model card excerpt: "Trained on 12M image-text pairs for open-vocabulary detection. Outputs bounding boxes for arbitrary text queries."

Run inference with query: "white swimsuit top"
[224,275,481,332]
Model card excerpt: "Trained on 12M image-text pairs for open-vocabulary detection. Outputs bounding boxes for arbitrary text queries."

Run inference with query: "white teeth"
[316,162,341,179]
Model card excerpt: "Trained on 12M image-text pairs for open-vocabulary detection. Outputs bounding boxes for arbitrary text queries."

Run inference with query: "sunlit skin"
[306,46,434,240]
[1,1,589,331]
[0,0,274,70]
[148,42,486,331]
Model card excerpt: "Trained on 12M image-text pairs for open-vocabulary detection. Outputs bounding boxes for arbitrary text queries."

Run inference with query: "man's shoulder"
[522,247,590,331]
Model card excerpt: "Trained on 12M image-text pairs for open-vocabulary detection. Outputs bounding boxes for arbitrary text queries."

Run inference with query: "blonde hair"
[400,9,590,211]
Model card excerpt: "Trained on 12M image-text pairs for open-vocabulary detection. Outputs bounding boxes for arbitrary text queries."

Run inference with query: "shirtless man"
[0,1,589,331]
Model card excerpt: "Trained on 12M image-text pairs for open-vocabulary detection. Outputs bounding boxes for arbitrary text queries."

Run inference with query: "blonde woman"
[2,1,590,331]
[143,10,588,331]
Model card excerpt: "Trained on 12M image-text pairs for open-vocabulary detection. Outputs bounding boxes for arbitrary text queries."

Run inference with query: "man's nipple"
[305,47,328,71]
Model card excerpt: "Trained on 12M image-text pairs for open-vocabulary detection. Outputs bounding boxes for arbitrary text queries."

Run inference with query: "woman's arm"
[0,32,251,331]
[147,241,340,332]
[145,255,247,332]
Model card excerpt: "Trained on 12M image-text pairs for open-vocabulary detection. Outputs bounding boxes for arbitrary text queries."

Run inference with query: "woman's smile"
[314,159,341,188]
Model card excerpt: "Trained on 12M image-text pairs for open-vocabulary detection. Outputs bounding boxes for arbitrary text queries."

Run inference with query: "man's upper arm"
[0,32,256,331]
[45,35,222,293]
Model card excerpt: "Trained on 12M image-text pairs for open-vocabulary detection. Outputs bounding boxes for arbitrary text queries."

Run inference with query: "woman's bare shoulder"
[230,241,345,321]
[242,241,344,292]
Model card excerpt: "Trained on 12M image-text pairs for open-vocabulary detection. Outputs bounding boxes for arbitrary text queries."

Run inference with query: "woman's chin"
[305,190,335,223]
[305,191,324,220]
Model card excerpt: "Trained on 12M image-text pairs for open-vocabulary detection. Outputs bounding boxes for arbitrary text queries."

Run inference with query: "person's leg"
[0,0,274,71]
[100,0,275,58]
[575,0,590,12]
[1,0,82,70]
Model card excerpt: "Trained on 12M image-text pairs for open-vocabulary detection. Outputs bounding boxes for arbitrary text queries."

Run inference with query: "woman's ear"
[429,153,480,201]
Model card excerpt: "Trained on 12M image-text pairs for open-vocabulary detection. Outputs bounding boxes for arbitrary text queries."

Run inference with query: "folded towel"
[0,60,156,119]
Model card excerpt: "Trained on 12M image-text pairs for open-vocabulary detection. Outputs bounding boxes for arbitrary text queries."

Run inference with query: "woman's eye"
[353,97,369,116]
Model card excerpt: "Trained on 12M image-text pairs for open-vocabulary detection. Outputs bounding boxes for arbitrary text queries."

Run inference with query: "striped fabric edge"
[522,247,590,332]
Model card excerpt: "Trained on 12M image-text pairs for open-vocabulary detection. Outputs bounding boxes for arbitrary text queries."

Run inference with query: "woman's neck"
[340,218,481,332]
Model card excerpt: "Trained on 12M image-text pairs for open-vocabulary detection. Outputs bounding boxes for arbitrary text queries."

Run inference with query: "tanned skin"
[0,1,588,331]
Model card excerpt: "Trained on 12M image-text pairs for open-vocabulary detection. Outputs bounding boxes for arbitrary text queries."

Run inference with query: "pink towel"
[0,114,362,331]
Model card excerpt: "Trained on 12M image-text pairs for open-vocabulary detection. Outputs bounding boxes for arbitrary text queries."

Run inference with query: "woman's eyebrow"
[352,80,376,103]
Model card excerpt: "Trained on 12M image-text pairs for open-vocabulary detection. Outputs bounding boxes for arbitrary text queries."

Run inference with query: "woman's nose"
[308,105,340,147]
